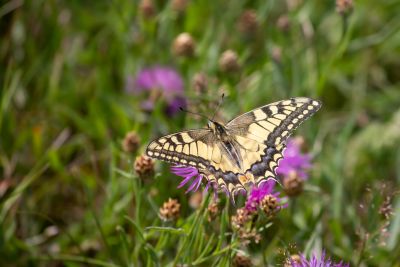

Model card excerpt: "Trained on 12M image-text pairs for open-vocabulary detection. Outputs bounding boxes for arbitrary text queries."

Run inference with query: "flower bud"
[173,32,195,57]
[122,131,140,153]
[237,10,258,35]
[171,0,188,13]
[159,198,181,221]
[134,155,155,181]
[219,50,240,73]
[139,0,156,19]
[336,0,353,15]
[283,171,304,197]
[276,15,290,32]
[233,252,253,267]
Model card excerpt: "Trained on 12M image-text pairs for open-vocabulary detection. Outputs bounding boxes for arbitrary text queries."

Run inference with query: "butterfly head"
[207,120,226,139]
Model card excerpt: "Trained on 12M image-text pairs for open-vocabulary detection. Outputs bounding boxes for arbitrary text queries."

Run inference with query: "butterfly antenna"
[179,107,209,120]
[211,93,225,121]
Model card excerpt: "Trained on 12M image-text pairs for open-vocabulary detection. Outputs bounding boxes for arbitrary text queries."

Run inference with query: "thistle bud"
[159,198,181,221]
[134,155,155,181]
[336,0,353,15]
[171,0,188,13]
[192,72,208,95]
[237,10,258,35]
[233,252,253,267]
[139,0,156,19]
[260,194,280,217]
[122,131,140,153]
[276,15,290,32]
[173,32,195,57]
[283,171,304,197]
[219,50,240,73]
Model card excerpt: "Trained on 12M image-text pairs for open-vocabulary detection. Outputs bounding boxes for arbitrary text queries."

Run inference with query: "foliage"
[1,0,399,266]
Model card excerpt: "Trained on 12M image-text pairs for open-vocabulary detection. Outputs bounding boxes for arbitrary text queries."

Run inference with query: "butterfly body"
[146,97,321,195]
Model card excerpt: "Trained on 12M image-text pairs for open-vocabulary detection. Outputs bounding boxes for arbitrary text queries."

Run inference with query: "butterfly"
[146,97,321,196]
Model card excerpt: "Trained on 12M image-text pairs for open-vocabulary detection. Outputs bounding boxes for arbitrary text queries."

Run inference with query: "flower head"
[170,165,218,194]
[245,180,285,215]
[277,138,311,179]
[133,66,184,95]
[277,137,312,196]
[126,66,186,115]
[287,251,349,267]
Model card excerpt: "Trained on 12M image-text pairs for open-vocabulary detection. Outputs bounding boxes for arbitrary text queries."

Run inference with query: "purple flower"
[245,180,286,212]
[277,138,312,179]
[171,165,217,194]
[126,66,186,115]
[289,251,349,267]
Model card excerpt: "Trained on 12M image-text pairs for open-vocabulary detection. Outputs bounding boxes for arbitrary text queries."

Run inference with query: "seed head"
[219,50,240,73]
[134,155,155,180]
[233,252,253,267]
[260,194,280,217]
[139,0,156,19]
[122,131,140,153]
[283,171,304,197]
[159,198,181,221]
[173,32,195,57]
[237,10,258,35]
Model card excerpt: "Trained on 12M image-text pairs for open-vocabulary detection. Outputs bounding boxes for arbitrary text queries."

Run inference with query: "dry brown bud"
[134,155,155,180]
[171,0,188,13]
[276,15,290,32]
[139,0,156,19]
[260,194,279,217]
[192,72,208,95]
[207,201,219,222]
[173,32,195,57]
[122,131,140,153]
[283,171,304,197]
[189,191,203,209]
[159,198,181,221]
[237,10,258,35]
[231,208,253,230]
[271,47,282,63]
[336,0,353,15]
[233,252,253,267]
[219,50,240,73]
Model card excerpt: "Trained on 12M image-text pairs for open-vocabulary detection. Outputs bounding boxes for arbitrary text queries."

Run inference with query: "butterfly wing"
[146,129,215,169]
[146,97,321,195]
[226,97,322,186]
[146,129,250,195]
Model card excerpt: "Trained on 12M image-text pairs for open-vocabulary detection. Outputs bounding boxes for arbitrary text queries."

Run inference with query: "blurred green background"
[1,0,399,266]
